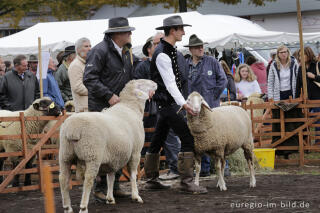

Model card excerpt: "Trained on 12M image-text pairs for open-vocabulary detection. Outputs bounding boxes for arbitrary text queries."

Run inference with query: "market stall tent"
[0,11,319,57]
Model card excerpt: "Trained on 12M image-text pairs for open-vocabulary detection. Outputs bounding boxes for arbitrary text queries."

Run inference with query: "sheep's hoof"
[132,196,143,203]
[250,182,256,188]
[106,198,116,205]
[79,208,88,213]
[217,183,227,191]
[63,206,73,213]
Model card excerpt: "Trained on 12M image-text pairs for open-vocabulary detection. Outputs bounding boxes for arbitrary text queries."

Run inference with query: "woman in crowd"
[296,47,320,145]
[234,63,261,99]
[268,45,299,101]
[268,45,300,157]
[220,60,236,101]
[246,56,267,94]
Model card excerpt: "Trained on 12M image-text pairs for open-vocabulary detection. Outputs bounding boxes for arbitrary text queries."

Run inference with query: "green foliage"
[0,0,276,28]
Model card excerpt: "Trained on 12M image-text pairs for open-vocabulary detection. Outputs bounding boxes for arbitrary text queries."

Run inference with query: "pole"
[42,164,56,213]
[38,37,43,98]
[296,0,308,99]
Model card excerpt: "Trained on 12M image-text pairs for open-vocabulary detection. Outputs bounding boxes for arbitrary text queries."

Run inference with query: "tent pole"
[296,0,308,100]
[38,37,43,98]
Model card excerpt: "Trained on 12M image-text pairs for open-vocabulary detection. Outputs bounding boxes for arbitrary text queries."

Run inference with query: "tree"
[0,0,276,28]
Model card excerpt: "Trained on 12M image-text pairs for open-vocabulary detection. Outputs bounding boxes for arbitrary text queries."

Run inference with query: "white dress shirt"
[156,53,186,106]
[111,39,123,56]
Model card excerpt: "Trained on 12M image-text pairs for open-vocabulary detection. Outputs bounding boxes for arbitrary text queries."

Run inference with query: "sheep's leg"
[127,156,143,203]
[0,155,4,184]
[79,161,100,213]
[59,161,73,213]
[24,158,33,186]
[106,172,116,204]
[12,161,20,187]
[242,145,256,188]
[194,154,201,186]
[214,158,226,191]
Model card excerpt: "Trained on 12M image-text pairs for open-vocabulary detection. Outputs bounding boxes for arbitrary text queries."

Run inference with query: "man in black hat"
[28,55,38,75]
[143,15,207,194]
[54,45,75,103]
[185,34,227,177]
[83,16,135,201]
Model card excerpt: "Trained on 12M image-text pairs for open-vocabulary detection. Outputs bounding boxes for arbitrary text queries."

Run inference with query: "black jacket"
[83,34,133,111]
[133,59,151,80]
[296,61,320,100]
[150,39,188,107]
[0,70,40,111]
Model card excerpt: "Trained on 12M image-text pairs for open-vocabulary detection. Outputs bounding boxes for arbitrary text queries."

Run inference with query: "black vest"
[150,39,188,107]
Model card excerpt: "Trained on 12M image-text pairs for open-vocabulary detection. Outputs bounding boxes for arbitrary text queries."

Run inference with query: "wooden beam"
[296,0,308,99]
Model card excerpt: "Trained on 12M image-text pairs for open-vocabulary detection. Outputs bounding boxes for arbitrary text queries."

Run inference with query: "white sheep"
[182,92,256,191]
[0,97,61,186]
[59,79,157,213]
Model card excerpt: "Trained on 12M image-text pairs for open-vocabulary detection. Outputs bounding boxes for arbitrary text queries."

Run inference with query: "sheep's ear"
[134,89,149,100]
[177,106,184,114]
[33,103,40,110]
[201,100,212,112]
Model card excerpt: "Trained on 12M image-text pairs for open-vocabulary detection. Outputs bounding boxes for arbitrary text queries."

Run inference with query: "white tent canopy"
[0,11,319,57]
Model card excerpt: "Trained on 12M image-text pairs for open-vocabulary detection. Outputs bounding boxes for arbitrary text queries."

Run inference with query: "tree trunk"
[179,0,187,12]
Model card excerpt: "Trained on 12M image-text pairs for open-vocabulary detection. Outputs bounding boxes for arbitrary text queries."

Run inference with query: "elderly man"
[185,34,227,177]
[84,16,135,202]
[55,45,76,103]
[42,57,64,108]
[28,55,38,75]
[143,15,207,194]
[68,37,91,112]
[0,55,39,110]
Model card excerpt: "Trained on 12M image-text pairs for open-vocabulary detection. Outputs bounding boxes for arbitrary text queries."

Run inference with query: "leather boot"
[144,153,170,190]
[178,152,208,194]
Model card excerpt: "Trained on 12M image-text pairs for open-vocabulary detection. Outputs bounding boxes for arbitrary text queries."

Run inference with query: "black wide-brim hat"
[142,36,154,57]
[62,45,75,58]
[104,17,135,34]
[184,34,208,47]
[156,15,191,30]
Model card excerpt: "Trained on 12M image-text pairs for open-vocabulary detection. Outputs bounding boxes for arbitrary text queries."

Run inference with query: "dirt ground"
[0,167,319,213]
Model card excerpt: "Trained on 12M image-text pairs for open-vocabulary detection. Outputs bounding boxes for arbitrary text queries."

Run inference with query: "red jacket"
[251,62,267,94]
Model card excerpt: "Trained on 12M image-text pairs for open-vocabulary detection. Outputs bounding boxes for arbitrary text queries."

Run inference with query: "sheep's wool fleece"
[188,105,252,157]
[0,97,53,160]
[59,97,145,173]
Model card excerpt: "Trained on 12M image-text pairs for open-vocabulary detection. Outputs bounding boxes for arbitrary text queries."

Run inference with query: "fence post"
[299,130,304,167]
[38,148,44,193]
[43,164,56,213]
[280,110,285,138]
[19,112,28,158]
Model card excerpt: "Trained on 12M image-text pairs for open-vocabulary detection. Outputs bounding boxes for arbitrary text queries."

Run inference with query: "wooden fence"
[1,96,320,193]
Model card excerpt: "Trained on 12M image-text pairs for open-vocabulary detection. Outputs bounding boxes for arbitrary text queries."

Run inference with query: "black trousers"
[148,104,194,153]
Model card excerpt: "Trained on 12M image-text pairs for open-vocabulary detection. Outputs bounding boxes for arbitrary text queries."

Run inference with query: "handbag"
[313,62,320,87]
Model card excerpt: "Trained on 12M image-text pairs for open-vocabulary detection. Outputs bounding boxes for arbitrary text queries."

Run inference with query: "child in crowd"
[234,63,261,99]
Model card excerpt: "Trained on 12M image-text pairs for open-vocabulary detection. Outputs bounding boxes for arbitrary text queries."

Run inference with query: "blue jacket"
[187,55,227,108]
[42,69,64,108]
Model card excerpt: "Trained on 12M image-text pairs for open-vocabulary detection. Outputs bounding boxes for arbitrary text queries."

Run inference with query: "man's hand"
[108,94,120,106]
[149,90,155,100]
[183,103,197,116]
[307,72,316,79]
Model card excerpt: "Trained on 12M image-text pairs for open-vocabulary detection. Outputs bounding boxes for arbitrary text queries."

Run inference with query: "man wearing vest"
[143,15,207,194]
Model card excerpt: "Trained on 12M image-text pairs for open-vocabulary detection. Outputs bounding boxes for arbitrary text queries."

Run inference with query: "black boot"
[178,152,208,194]
[144,153,170,190]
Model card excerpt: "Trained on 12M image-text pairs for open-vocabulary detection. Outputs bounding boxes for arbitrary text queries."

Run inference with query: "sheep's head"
[178,92,212,115]
[65,100,75,112]
[32,97,61,116]
[120,79,157,101]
